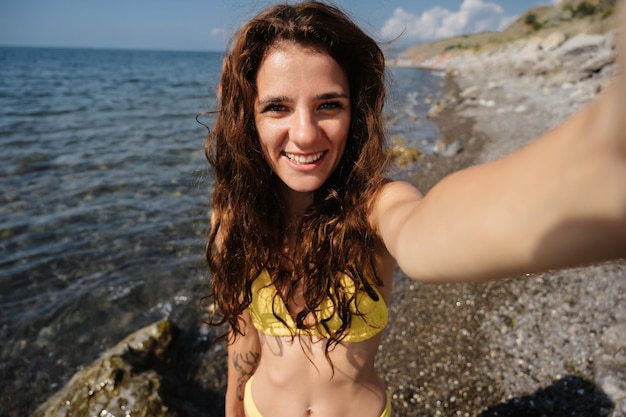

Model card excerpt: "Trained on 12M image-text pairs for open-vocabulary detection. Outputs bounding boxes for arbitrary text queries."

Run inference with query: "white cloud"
[381,0,516,42]
[210,27,227,39]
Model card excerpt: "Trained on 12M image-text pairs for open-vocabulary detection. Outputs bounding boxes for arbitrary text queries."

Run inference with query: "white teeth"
[284,151,325,164]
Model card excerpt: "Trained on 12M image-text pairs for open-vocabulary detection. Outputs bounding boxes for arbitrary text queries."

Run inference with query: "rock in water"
[31,320,178,417]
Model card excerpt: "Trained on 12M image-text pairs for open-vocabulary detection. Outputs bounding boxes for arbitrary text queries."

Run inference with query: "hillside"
[398,0,618,61]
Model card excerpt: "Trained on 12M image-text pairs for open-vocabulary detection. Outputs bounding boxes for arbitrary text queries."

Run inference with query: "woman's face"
[254,42,351,198]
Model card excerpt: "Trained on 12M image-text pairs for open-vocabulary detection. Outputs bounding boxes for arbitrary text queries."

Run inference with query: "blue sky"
[0,0,559,52]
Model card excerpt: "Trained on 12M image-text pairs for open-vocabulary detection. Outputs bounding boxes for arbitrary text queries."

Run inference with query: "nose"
[289,108,320,147]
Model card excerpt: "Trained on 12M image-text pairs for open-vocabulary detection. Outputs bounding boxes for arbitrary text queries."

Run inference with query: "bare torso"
[247,245,396,417]
[251,333,386,417]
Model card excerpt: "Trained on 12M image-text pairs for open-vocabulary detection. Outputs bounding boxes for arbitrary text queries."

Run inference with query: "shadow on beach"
[478,375,615,417]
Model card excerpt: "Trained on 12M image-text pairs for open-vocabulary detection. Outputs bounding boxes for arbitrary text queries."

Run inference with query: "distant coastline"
[387,0,617,71]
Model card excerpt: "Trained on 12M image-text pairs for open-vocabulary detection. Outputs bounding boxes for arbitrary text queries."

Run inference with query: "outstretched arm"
[374,4,626,283]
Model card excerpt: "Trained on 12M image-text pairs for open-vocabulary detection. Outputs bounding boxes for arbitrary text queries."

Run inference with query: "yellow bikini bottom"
[243,375,392,417]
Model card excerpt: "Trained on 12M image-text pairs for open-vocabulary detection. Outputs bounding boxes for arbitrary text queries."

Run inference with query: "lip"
[282,151,327,167]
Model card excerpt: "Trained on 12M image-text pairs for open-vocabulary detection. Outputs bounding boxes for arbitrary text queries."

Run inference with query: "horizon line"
[0,43,227,54]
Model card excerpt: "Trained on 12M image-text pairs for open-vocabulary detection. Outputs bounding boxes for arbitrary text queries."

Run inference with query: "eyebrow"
[317,92,350,100]
[256,92,350,106]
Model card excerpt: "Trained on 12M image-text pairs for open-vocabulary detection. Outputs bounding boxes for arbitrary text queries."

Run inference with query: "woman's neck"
[278,182,314,223]
[277,182,314,255]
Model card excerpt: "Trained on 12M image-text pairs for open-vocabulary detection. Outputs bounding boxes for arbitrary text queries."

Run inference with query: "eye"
[319,101,343,111]
[262,104,288,113]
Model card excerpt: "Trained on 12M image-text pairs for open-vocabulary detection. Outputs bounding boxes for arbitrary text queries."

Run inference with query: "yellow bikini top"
[248,270,388,343]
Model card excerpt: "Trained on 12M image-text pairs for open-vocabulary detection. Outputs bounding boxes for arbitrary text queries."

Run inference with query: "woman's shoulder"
[370,180,423,214]
[368,180,423,235]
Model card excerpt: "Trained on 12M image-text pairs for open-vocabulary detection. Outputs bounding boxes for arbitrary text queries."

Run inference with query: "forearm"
[396,91,626,282]
[226,321,261,417]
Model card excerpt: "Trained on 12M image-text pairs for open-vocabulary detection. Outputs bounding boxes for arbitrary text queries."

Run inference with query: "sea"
[0,46,443,415]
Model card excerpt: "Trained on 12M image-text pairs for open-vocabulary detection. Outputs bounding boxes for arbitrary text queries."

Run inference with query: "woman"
[204,2,626,417]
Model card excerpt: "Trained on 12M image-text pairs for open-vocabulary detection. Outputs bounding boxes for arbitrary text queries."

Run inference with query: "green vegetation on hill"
[399,0,617,60]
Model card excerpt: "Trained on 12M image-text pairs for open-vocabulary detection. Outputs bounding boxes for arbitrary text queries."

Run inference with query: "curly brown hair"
[205,0,389,352]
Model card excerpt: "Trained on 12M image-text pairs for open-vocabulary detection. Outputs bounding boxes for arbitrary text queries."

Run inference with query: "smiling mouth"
[284,151,325,165]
